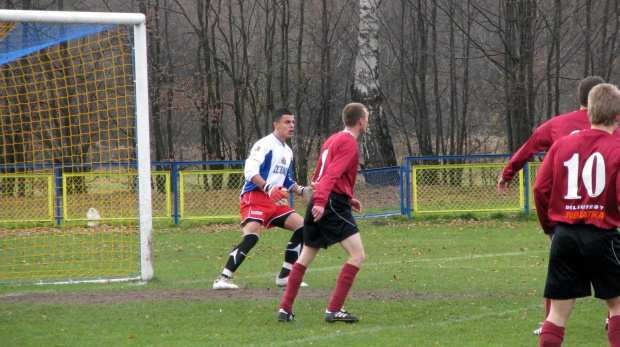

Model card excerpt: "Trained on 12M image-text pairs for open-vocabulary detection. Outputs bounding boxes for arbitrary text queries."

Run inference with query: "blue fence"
[1,154,544,225]
[154,161,405,225]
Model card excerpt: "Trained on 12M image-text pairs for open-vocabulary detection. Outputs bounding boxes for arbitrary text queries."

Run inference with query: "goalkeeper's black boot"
[324,309,359,323]
[278,309,297,322]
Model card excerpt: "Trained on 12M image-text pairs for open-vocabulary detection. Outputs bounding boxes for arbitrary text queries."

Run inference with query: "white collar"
[271,132,286,145]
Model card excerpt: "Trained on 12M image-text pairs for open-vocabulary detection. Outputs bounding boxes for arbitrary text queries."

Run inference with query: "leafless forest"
[3,0,620,182]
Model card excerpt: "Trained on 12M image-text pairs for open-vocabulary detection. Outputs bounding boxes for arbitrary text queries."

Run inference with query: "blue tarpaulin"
[0,22,116,66]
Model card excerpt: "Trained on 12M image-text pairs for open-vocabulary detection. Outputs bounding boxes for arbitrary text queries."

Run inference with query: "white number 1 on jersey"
[315,149,329,182]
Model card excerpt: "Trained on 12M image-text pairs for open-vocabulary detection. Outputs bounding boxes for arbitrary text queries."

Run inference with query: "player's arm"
[533,144,557,235]
[289,183,315,200]
[311,205,325,222]
[251,175,267,190]
[499,123,553,192]
[284,164,314,200]
[497,177,512,194]
[312,141,355,209]
[252,174,288,205]
[244,142,267,183]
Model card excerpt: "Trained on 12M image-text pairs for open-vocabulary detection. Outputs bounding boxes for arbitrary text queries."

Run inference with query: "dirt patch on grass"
[0,288,473,305]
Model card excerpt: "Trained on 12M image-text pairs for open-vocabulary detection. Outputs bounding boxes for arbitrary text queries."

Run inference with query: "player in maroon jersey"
[498,76,612,194]
[534,83,620,347]
[498,76,620,335]
[277,103,368,323]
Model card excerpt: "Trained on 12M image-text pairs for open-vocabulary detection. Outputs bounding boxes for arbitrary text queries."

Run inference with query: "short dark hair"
[273,108,293,123]
[578,76,605,107]
[342,103,367,127]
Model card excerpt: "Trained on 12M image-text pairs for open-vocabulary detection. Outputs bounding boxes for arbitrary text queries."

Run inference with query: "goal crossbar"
[0,9,145,25]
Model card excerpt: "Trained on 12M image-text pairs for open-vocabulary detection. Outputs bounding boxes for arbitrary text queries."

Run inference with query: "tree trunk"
[431,2,444,156]
[583,0,592,76]
[279,0,290,106]
[503,0,536,151]
[141,1,166,162]
[293,0,313,186]
[320,0,332,138]
[263,0,276,132]
[413,0,433,157]
[353,0,396,172]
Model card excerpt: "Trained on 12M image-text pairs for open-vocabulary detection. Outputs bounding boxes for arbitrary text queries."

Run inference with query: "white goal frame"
[0,9,153,282]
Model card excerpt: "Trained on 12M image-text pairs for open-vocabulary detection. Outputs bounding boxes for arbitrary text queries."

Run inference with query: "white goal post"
[0,10,153,283]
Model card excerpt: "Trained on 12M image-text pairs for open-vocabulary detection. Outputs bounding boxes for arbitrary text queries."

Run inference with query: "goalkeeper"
[213,108,314,290]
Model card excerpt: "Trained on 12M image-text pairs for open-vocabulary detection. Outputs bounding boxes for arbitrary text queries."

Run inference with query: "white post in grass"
[0,9,154,282]
[133,20,154,281]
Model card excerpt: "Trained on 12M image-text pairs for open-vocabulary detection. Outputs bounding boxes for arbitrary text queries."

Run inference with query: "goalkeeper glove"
[262,183,288,205]
[296,185,314,201]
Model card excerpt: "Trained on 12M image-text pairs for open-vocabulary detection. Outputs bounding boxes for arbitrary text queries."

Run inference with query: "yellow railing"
[179,170,244,220]
[0,173,54,223]
[411,163,525,214]
[62,171,171,222]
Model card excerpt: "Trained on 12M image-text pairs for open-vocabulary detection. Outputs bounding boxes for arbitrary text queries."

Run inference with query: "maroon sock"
[539,320,564,347]
[545,298,551,318]
[608,315,620,347]
[327,263,360,312]
[279,262,306,313]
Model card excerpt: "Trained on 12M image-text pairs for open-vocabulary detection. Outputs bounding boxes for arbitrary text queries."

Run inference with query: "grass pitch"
[0,215,611,346]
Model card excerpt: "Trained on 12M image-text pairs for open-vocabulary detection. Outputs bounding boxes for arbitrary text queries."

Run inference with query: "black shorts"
[544,223,620,300]
[303,192,359,249]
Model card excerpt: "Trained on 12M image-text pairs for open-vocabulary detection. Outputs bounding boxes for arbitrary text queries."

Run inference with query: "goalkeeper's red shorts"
[239,190,295,229]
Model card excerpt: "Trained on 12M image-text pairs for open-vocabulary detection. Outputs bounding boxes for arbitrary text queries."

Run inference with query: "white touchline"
[172,251,547,285]
[243,250,547,279]
[261,304,541,346]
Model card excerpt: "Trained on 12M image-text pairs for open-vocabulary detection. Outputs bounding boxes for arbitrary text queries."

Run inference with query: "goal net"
[0,10,153,284]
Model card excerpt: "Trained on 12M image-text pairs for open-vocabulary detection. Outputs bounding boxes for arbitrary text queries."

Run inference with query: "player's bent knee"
[348,252,365,267]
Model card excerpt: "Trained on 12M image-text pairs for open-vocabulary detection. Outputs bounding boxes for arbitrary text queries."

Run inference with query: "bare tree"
[353,0,397,170]
[172,0,225,162]
[504,0,536,151]
[319,0,332,138]
[292,0,316,185]
[141,0,166,162]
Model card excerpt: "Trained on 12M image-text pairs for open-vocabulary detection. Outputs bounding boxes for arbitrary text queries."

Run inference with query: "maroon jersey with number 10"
[534,129,620,234]
[310,131,359,208]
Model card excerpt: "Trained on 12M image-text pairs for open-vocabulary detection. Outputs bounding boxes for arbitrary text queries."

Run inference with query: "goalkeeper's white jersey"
[241,133,297,196]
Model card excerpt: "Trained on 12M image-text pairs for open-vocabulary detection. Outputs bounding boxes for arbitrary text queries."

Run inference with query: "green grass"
[0,215,611,346]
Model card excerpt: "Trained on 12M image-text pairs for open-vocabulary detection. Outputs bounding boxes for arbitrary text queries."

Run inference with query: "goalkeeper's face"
[274,114,295,142]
